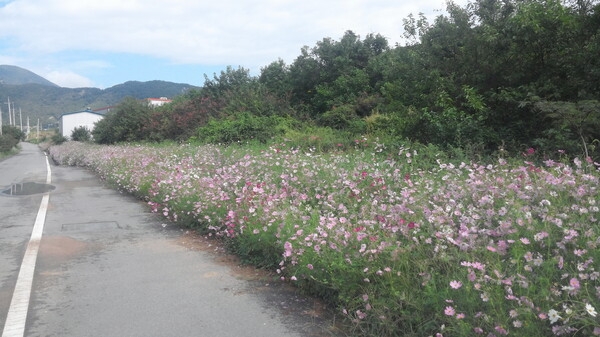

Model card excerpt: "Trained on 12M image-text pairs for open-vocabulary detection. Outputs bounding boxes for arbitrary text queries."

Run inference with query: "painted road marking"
[2,154,52,337]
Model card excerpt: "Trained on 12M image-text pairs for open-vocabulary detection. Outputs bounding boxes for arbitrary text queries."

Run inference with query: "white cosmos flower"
[585,303,597,317]
[548,309,561,324]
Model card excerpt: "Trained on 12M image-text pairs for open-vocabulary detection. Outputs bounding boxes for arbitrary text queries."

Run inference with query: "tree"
[93,97,151,144]
[202,66,255,100]
[288,31,389,116]
[534,100,600,157]
[143,90,226,141]
[259,59,292,99]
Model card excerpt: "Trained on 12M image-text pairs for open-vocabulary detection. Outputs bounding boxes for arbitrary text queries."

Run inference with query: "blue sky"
[0,0,462,89]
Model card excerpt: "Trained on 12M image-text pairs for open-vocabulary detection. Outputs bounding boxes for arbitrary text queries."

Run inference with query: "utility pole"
[0,106,3,136]
[19,108,23,131]
[27,116,30,138]
[37,118,40,140]
[12,102,15,127]
[6,97,12,126]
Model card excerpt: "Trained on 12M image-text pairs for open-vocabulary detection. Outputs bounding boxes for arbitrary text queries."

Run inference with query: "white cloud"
[0,0,456,68]
[44,70,96,88]
[0,0,467,87]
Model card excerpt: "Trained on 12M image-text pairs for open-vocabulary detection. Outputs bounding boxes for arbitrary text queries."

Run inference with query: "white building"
[147,97,172,107]
[59,108,105,139]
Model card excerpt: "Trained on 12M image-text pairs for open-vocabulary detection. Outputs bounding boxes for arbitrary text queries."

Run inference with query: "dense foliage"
[70,126,91,142]
[0,125,25,152]
[94,0,600,161]
[92,97,152,144]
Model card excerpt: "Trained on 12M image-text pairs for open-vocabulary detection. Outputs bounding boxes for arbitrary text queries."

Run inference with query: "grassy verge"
[0,143,21,160]
[49,140,600,336]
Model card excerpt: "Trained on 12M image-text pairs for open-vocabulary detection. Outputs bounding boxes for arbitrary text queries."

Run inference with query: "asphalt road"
[0,143,337,337]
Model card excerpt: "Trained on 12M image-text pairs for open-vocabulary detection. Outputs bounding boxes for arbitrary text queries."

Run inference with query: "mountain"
[0,65,59,87]
[0,67,199,128]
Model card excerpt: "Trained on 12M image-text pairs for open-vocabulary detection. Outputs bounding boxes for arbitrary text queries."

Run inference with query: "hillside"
[0,65,59,87]
[0,67,198,127]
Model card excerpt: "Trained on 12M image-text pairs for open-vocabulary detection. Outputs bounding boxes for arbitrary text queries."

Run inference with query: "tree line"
[91,0,600,160]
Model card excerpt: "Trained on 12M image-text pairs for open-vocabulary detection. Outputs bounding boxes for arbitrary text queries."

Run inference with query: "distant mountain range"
[0,65,199,127]
[0,65,60,87]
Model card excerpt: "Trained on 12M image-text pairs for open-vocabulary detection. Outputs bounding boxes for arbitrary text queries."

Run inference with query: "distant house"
[92,106,114,115]
[59,108,105,139]
[147,97,172,107]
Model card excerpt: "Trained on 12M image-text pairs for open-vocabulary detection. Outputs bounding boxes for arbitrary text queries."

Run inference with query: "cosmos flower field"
[49,141,599,336]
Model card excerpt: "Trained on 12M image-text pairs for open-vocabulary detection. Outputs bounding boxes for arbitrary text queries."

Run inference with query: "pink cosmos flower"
[283,241,293,257]
[495,326,508,335]
[467,261,485,270]
[558,256,564,269]
[570,277,580,289]
[523,147,536,156]
[444,306,456,316]
[450,280,463,289]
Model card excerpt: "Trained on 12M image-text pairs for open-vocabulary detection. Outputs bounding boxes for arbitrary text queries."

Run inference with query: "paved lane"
[0,143,336,337]
[0,143,49,333]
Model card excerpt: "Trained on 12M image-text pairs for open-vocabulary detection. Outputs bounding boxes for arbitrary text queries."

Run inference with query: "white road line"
[45,152,52,185]
[2,154,51,337]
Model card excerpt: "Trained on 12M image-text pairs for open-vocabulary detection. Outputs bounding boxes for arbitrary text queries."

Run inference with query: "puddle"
[1,182,56,196]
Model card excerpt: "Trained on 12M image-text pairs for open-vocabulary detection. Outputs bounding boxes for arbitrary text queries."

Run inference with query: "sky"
[0,0,465,89]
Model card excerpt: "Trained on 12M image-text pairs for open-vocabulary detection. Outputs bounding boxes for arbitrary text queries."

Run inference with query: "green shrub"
[196,113,287,144]
[318,104,360,130]
[277,126,354,152]
[0,126,25,152]
[0,134,19,152]
[71,126,92,142]
[51,132,68,145]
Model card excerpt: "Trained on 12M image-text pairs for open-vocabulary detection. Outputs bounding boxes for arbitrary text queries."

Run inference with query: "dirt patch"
[177,231,270,281]
[177,230,346,337]
[40,236,88,258]
[38,235,101,272]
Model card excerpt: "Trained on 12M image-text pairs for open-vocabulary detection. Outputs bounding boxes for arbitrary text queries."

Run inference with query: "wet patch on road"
[61,221,121,232]
[1,182,55,196]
